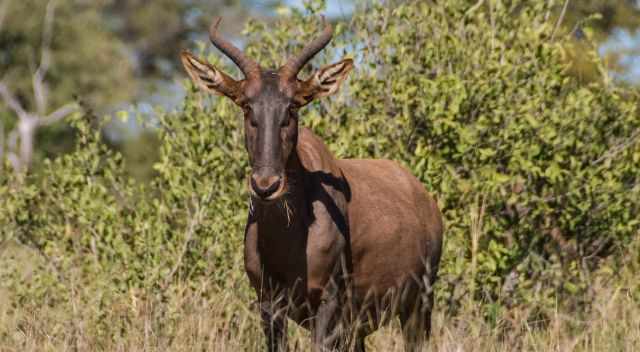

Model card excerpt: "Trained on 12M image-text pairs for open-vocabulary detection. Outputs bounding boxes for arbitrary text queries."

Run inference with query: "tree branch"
[33,0,57,116]
[466,0,485,16]
[0,81,28,120]
[163,200,202,288]
[39,103,78,126]
[551,0,570,41]
[591,128,640,166]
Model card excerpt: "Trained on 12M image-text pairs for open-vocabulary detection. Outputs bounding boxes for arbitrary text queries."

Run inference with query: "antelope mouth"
[247,175,288,202]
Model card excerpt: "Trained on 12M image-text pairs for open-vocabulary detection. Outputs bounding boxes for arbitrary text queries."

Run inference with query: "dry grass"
[1,272,638,352]
[1,212,638,351]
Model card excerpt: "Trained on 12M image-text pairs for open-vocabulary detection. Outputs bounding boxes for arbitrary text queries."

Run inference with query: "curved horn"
[209,17,261,81]
[280,16,333,81]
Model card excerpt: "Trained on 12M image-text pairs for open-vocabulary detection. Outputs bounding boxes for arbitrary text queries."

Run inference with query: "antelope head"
[181,17,353,202]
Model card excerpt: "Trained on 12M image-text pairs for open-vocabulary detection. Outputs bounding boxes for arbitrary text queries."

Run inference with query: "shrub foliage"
[1,0,639,344]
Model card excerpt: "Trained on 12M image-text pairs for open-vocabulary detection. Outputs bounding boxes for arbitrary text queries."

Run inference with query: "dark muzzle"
[251,168,282,200]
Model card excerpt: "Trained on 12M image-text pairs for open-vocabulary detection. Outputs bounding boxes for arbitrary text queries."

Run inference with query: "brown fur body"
[181,17,443,351]
[244,128,443,351]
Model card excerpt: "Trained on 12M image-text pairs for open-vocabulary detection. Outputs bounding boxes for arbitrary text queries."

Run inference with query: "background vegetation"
[1,0,639,350]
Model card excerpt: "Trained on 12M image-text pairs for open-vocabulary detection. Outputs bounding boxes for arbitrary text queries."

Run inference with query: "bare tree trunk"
[17,117,38,173]
[0,0,77,176]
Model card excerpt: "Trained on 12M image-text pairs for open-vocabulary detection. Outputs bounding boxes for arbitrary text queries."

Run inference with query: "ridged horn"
[209,17,261,81]
[280,16,333,81]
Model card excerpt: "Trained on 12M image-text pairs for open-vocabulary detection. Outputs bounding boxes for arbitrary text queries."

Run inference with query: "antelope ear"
[296,58,353,106]
[180,50,244,102]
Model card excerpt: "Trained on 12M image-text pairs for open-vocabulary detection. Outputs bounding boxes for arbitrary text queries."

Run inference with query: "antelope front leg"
[306,191,349,351]
[259,292,289,352]
[311,279,343,352]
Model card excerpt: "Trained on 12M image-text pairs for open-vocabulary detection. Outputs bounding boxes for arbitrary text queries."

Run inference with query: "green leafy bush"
[1,0,638,345]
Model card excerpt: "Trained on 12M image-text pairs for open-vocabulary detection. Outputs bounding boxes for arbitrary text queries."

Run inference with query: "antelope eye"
[280,117,291,128]
[242,106,257,127]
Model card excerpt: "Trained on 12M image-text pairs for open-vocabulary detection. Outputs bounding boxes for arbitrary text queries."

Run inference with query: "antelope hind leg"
[399,289,434,352]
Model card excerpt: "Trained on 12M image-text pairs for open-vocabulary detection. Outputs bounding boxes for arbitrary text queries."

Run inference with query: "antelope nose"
[251,174,282,199]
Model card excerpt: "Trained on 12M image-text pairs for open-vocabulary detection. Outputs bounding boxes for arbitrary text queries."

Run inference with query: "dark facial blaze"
[180,18,353,201]
[243,71,298,201]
